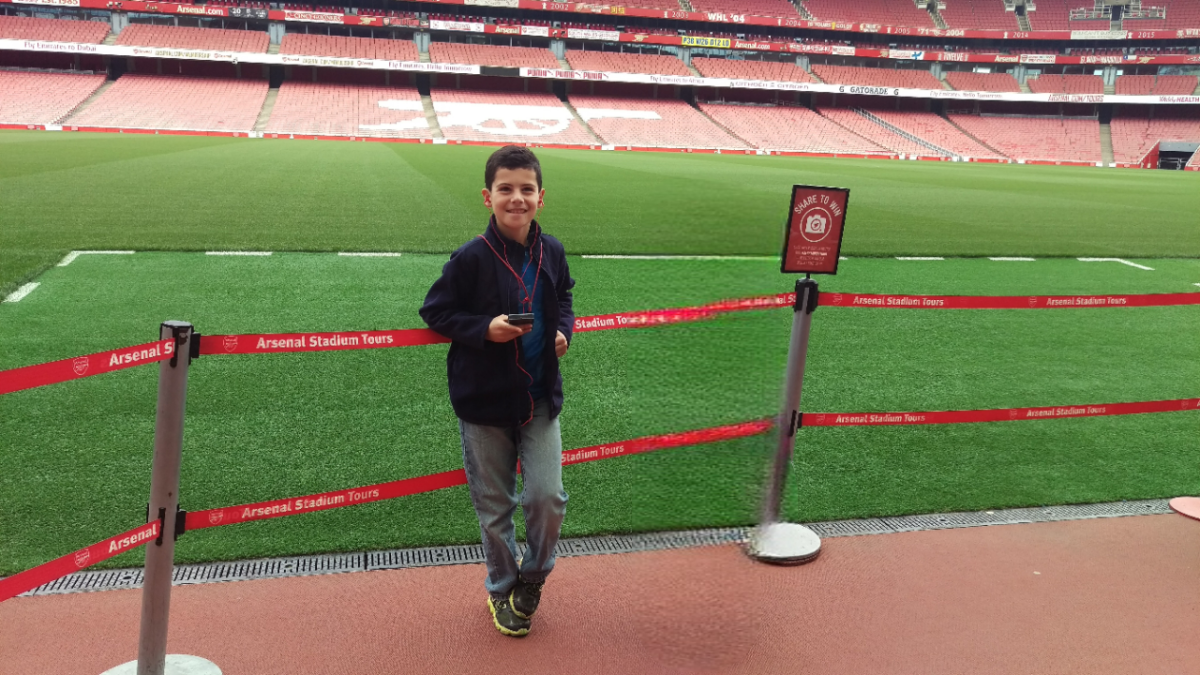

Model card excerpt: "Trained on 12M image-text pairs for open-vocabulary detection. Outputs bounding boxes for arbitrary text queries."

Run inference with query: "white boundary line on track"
[896,257,945,261]
[338,252,403,257]
[206,251,273,256]
[56,251,135,267]
[989,257,1036,261]
[1078,257,1155,271]
[3,282,39,303]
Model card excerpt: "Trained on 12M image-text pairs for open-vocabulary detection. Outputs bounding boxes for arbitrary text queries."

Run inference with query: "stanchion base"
[100,655,221,675]
[1169,496,1200,522]
[746,522,821,566]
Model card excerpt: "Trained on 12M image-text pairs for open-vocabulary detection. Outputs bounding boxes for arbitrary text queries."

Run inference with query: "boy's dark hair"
[485,145,542,191]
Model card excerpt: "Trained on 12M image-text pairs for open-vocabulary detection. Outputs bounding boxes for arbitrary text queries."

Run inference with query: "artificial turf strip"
[4,130,1200,294]
[0,254,1197,575]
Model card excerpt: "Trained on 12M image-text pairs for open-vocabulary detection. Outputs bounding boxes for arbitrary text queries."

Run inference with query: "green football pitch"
[1,250,1197,575]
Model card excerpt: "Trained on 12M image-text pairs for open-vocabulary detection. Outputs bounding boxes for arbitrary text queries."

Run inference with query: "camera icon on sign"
[804,213,827,235]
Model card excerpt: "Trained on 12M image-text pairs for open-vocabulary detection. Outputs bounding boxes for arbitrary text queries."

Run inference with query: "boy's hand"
[487,315,532,343]
[555,331,568,358]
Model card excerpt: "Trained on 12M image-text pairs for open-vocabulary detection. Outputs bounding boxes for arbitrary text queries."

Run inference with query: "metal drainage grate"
[11,499,1173,597]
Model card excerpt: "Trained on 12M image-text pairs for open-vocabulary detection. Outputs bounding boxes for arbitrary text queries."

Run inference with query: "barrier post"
[136,321,193,675]
[747,278,822,565]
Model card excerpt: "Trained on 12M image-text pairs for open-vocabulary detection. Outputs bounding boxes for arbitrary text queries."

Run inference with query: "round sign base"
[746,522,821,566]
[100,655,222,675]
[1169,496,1200,522]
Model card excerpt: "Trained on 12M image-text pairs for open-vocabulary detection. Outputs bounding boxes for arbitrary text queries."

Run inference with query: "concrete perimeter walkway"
[3,514,1198,674]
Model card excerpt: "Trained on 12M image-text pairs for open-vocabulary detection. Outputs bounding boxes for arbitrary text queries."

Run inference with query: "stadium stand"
[945,71,1022,93]
[948,114,1102,162]
[0,70,106,125]
[688,0,800,18]
[430,89,597,144]
[1115,74,1200,95]
[0,15,109,43]
[264,82,431,138]
[65,74,268,131]
[811,64,944,90]
[691,57,814,82]
[1162,0,1200,29]
[429,42,559,69]
[800,0,936,28]
[817,107,936,155]
[1026,74,1104,94]
[868,109,1009,159]
[615,0,686,9]
[279,33,418,61]
[1109,108,1200,163]
[698,102,891,154]
[938,0,1018,29]
[116,24,269,53]
[1024,0,1071,29]
[569,95,747,148]
[565,50,691,76]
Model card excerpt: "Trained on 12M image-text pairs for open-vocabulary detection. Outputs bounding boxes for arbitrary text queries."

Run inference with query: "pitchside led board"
[781,185,850,275]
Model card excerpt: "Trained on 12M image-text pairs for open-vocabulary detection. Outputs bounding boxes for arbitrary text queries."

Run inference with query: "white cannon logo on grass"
[362,100,660,137]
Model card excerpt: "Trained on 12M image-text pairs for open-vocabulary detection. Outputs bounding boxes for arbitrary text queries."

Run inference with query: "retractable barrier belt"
[5,292,1200,393]
[804,397,1200,427]
[0,339,176,396]
[0,521,160,603]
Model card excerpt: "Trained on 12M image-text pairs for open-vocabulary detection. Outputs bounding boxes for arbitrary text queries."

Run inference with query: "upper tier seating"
[688,0,800,18]
[812,64,944,90]
[1024,0,1071,29]
[691,57,814,82]
[945,71,1022,92]
[868,109,1009,159]
[698,103,890,154]
[429,42,559,69]
[938,0,1018,29]
[1110,109,1200,163]
[429,89,596,145]
[947,114,1102,162]
[618,0,685,8]
[265,82,431,138]
[1162,0,1200,29]
[1027,74,1104,94]
[116,24,268,53]
[801,0,936,28]
[1115,75,1199,95]
[279,33,418,61]
[566,51,691,76]
[0,15,109,43]
[0,70,106,125]
[66,74,268,131]
[569,95,747,148]
[817,108,937,155]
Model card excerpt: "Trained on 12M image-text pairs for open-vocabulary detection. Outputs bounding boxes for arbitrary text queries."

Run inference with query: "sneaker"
[488,595,531,637]
[509,577,544,620]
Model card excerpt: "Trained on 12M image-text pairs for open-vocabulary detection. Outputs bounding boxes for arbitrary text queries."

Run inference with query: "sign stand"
[748,185,850,566]
[748,277,822,565]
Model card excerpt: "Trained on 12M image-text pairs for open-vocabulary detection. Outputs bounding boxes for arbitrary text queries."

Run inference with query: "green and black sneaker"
[488,595,531,637]
[510,577,544,620]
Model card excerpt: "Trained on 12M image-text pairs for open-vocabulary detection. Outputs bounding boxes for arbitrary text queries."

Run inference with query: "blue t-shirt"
[518,246,546,401]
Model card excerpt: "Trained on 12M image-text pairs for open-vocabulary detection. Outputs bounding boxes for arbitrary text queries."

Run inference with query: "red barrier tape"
[822,292,1200,310]
[0,339,176,396]
[0,521,160,603]
[805,398,1200,427]
[199,328,448,355]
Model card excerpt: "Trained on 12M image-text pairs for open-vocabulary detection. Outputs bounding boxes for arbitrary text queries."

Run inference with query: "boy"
[419,146,575,638]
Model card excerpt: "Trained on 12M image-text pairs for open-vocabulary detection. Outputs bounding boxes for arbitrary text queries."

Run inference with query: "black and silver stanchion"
[103,322,219,675]
[747,278,822,565]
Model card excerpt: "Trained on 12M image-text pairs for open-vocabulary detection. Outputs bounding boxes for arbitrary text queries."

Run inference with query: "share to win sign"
[782,185,849,275]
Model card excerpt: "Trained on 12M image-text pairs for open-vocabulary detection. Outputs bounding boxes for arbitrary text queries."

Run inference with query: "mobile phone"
[506,313,534,326]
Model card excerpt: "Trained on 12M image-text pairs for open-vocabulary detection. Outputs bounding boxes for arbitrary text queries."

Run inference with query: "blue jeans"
[459,398,568,599]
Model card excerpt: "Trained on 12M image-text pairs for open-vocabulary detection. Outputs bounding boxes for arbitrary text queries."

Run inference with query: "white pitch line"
[896,257,944,261]
[57,250,135,267]
[206,251,273,256]
[338,252,403,257]
[3,282,39,303]
[1077,257,1154,271]
[1194,283,1200,288]
[989,257,1036,261]
[581,255,776,261]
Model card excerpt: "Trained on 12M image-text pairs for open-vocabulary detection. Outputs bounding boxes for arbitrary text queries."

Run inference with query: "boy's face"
[482,167,544,240]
